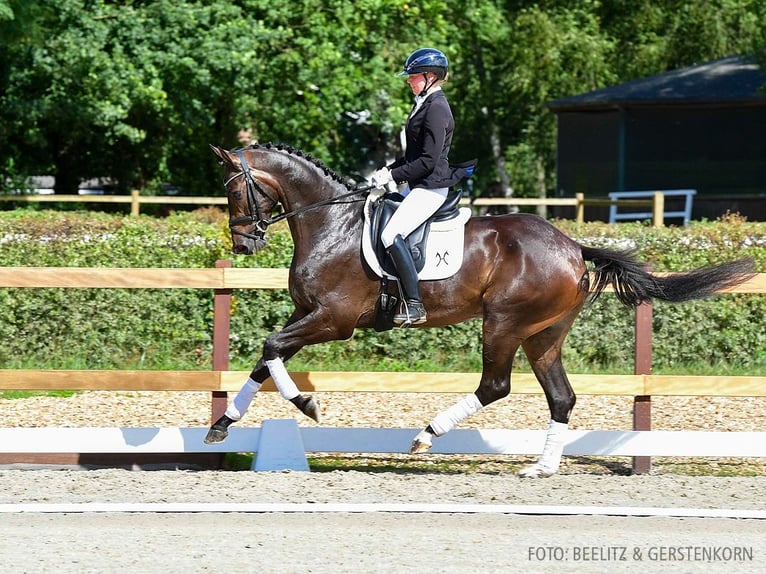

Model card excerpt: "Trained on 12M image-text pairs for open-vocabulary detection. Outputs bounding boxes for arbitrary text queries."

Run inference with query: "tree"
[451,1,614,204]
[0,0,456,193]
[0,1,266,194]
[599,0,766,78]
[2,0,766,199]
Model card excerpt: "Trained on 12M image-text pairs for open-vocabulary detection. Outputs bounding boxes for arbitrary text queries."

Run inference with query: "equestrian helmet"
[398,48,449,80]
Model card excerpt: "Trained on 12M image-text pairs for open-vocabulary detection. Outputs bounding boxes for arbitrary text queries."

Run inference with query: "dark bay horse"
[205,142,754,477]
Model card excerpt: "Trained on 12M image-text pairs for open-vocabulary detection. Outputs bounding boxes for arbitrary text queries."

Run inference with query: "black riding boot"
[387,235,427,325]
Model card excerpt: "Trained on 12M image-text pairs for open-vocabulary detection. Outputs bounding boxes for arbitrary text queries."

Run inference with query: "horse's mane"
[247,142,354,190]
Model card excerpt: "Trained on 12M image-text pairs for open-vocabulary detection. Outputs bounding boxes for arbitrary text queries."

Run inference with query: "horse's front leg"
[204,355,319,444]
[204,360,269,444]
[264,355,321,421]
[204,307,351,445]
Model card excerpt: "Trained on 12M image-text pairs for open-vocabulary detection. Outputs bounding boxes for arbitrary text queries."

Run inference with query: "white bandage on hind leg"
[265,357,300,401]
[536,420,568,474]
[429,393,483,436]
[224,377,262,421]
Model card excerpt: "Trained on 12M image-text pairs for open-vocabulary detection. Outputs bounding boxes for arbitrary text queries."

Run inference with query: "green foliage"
[2,210,766,375]
[0,209,231,368]
[4,1,766,200]
[0,390,76,400]
[599,0,766,78]
[556,214,766,372]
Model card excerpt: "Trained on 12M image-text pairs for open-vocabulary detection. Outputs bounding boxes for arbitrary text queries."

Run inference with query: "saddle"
[362,189,472,331]
[369,189,464,276]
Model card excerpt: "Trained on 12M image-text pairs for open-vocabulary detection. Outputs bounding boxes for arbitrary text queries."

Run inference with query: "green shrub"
[1,209,765,374]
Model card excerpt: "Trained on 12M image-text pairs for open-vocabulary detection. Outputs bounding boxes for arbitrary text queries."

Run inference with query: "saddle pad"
[361,195,471,281]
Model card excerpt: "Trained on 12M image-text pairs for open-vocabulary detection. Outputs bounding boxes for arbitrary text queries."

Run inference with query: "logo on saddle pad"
[361,192,471,281]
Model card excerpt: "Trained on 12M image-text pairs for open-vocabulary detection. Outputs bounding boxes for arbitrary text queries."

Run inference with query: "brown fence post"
[633,298,653,474]
[211,260,232,423]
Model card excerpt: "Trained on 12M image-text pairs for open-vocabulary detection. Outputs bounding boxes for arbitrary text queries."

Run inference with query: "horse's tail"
[581,245,755,307]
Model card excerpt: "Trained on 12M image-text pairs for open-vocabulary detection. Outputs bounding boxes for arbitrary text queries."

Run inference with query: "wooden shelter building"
[547,55,766,221]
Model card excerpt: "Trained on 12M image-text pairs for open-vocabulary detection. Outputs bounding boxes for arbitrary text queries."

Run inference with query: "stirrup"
[393,300,427,326]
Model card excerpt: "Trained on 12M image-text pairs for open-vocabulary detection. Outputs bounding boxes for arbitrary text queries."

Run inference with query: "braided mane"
[247,142,354,190]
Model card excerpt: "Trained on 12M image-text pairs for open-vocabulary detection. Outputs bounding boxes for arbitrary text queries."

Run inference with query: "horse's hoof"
[203,426,229,445]
[518,464,555,478]
[409,440,431,454]
[302,396,321,423]
[409,430,433,454]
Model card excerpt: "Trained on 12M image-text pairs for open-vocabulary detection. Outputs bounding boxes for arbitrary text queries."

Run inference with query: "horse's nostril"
[233,244,251,255]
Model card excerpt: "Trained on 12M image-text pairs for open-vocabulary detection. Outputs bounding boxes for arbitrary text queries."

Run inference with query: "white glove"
[368,186,385,200]
[370,167,393,188]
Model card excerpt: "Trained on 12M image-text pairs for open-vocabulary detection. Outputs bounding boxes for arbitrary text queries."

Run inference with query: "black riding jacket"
[389,90,466,190]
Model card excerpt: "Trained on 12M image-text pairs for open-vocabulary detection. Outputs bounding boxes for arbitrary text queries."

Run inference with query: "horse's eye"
[231,190,244,200]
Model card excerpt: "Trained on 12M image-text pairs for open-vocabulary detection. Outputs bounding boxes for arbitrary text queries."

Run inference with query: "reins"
[264,186,373,226]
[227,149,373,240]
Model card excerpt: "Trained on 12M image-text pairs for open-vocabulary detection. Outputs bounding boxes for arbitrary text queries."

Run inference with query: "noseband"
[224,149,373,242]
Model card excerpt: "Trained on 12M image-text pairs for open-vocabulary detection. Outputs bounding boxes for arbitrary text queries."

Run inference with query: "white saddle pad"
[361,195,471,281]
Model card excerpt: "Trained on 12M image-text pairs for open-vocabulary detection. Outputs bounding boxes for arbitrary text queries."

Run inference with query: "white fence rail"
[2,424,763,471]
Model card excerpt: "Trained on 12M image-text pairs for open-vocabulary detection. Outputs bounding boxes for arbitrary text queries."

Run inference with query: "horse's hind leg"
[517,324,576,478]
[409,320,521,454]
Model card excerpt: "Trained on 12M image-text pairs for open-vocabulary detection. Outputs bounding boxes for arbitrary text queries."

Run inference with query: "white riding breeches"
[380,186,449,248]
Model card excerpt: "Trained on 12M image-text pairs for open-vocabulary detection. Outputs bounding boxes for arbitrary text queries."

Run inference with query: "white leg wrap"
[224,377,262,421]
[265,357,300,401]
[537,420,568,472]
[520,420,568,478]
[429,393,483,436]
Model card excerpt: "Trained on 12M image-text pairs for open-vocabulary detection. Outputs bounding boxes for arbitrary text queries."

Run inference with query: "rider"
[370,47,473,326]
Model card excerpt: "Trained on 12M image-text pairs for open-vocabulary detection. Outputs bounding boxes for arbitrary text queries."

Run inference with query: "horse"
[205,142,754,477]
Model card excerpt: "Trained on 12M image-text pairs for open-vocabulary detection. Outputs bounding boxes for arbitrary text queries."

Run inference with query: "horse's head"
[210,144,281,255]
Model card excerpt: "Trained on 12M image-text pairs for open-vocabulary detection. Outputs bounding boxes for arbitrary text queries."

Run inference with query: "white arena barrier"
[1,421,765,471]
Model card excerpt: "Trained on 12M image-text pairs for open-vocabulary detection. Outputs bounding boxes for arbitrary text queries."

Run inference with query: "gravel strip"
[5,389,765,432]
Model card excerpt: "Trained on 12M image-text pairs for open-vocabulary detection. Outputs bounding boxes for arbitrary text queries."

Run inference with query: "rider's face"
[406,73,433,95]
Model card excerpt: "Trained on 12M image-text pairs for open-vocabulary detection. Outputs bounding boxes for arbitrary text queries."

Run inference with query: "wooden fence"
[1,264,765,471]
[0,191,668,225]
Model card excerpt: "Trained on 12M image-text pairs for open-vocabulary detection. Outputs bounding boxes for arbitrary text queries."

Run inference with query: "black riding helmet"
[398,47,449,81]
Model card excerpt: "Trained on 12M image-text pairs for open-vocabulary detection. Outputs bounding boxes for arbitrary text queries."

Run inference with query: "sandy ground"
[1,512,764,574]
[1,469,766,508]
[1,470,765,574]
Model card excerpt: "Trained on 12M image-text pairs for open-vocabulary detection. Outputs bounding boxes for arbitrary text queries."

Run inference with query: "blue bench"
[608,189,696,225]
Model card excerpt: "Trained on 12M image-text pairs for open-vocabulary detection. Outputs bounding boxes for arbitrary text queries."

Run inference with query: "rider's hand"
[370,167,393,188]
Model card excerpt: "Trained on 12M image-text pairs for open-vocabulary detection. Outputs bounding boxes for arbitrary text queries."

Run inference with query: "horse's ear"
[209,144,232,166]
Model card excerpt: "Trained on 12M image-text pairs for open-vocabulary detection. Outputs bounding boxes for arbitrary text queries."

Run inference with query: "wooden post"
[211,260,232,423]
[575,193,585,223]
[633,299,653,474]
[130,190,141,216]
[652,191,664,228]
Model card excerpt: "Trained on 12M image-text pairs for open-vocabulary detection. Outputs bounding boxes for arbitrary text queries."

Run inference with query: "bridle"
[224,149,372,242]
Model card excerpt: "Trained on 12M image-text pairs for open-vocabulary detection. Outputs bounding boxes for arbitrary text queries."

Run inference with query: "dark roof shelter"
[547,55,766,221]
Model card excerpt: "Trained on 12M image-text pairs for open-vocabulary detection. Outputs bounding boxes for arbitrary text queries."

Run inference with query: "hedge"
[1,208,765,374]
